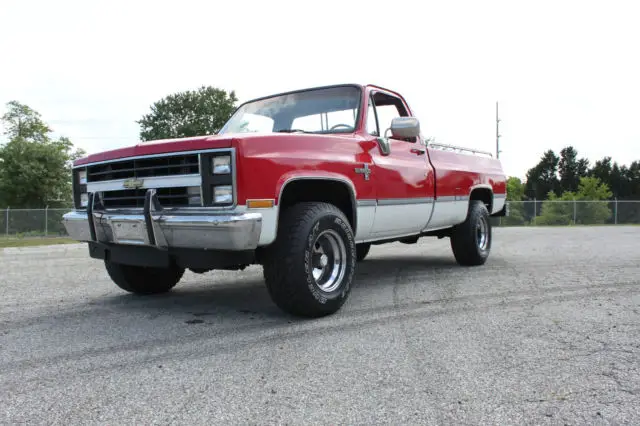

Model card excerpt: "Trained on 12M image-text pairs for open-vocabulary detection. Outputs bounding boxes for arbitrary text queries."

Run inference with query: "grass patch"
[0,237,77,248]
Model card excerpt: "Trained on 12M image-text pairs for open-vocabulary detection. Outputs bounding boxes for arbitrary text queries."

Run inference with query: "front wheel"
[450,200,492,266]
[263,202,356,317]
[105,261,185,295]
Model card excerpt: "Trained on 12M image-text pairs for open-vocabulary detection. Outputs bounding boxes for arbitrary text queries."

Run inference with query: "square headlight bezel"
[213,185,233,204]
[199,150,236,208]
[212,155,231,174]
[73,167,88,209]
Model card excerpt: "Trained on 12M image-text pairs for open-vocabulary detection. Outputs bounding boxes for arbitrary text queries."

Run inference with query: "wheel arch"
[275,175,358,238]
[468,184,493,214]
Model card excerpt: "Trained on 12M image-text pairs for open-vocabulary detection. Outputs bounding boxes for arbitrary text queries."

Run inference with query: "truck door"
[365,90,435,239]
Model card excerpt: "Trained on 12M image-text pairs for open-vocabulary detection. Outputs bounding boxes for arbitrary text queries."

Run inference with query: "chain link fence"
[0,201,639,237]
[494,200,640,227]
[0,208,73,237]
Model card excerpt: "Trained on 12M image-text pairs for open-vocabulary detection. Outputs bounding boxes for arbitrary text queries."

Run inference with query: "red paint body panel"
[74,135,234,166]
[235,133,372,205]
[366,138,435,200]
[426,149,507,198]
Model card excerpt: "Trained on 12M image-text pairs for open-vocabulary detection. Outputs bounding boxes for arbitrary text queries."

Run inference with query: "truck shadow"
[99,255,461,321]
[2,255,496,371]
[356,255,457,279]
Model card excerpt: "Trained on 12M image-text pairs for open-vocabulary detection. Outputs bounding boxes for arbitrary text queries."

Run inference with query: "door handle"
[411,148,425,155]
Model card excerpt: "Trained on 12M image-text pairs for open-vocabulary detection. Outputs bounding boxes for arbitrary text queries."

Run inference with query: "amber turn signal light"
[247,199,274,209]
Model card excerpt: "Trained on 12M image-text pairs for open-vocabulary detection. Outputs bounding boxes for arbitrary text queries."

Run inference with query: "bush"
[536,177,612,225]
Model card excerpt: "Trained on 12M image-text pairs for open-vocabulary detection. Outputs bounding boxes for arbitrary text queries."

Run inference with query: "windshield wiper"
[275,129,311,134]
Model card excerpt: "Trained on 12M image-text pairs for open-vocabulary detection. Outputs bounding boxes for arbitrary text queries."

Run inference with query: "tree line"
[505,147,640,225]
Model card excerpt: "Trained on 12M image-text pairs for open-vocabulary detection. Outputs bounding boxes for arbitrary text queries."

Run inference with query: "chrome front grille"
[87,154,199,182]
[74,149,235,210]
[101,187,193,209]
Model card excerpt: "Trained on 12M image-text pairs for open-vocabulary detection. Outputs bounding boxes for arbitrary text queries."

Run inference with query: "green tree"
[589,156,613,187]
[0,101,85,208]
[503,176,527,225]
[536,191,574,225]
[585,157,640,223]
[627,161,640,198]
[574,176,613,224]
[558,146,589,193]
[587,156,640,200]
[537,176,612,225]
[507,176,525,201]
[138,85,238,141]
[1,101,52,142]
[525,149,561,201]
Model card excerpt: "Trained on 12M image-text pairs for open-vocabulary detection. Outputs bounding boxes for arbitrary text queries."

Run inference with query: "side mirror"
[376,137,391,156]
[388,117,420,139]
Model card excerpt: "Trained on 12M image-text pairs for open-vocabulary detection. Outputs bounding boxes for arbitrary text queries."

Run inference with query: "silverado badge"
[123,178,144,189]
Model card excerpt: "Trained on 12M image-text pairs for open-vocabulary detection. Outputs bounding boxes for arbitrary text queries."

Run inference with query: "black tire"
[105,260,185,295]
[263,202,356,318]
[356,243,371,262]
[450,200,492,266]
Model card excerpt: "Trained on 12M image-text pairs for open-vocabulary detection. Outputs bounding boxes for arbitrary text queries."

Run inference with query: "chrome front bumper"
[62,192,262,251]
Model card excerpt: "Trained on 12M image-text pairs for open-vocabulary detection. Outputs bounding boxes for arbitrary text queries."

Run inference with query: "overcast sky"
[1,0,639,179]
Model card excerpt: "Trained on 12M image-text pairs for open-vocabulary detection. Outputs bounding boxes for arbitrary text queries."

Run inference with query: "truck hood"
[74,134,234,166]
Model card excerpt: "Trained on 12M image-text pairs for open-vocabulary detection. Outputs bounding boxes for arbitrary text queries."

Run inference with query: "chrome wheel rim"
[476,216,489,251]
[311,229,347,293]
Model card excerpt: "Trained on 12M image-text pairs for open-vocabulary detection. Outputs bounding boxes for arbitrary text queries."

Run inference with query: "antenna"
[496,101,502,159]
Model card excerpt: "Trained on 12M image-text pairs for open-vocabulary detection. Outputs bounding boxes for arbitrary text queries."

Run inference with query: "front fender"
[275,170,358,205]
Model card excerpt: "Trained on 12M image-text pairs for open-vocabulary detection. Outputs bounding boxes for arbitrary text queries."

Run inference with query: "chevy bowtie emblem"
[355,163,371,181]
[123,178,145,189]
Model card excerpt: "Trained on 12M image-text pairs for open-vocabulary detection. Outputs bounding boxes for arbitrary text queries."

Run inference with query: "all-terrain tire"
[356,243,371,262]
[262,202,357,318]
[450,200,492,266]
[105,260,185,295]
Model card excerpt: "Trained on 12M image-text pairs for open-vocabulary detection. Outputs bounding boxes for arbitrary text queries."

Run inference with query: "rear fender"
[468,184,494,214]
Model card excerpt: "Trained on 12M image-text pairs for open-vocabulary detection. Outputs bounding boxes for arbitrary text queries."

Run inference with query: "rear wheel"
[105,261,185,295]
[450,200,492,266]
[356,243,371,262]
[263,202,356,317]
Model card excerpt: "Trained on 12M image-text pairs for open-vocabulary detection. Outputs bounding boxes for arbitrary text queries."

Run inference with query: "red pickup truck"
[63,84,506,317]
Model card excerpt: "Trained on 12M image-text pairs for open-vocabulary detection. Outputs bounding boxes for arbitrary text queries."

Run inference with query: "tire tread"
[105,261,184,295]
[450,200,491,266]
[263,201,354,317]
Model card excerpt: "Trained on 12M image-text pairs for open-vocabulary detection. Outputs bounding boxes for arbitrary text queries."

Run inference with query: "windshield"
[219,85,362,135]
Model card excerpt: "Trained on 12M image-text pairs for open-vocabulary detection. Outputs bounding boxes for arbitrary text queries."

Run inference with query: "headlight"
[80,193,89,207]
[187,186,201,206]
[213,185,233,204]
[212,155,231,174]
[78,170,87,184]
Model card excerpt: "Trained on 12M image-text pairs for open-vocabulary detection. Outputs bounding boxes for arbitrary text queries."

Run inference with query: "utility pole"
[496,101,501,159]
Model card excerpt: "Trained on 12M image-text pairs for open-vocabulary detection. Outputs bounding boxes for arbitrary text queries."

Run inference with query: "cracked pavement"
[1,226,639,424]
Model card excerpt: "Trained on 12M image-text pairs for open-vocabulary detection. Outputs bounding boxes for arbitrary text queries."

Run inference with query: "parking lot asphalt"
[1,226,639,425]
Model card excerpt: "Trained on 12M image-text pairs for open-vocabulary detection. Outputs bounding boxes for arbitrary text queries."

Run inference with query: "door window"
[368,91,416,142]
[366,97,379,136]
